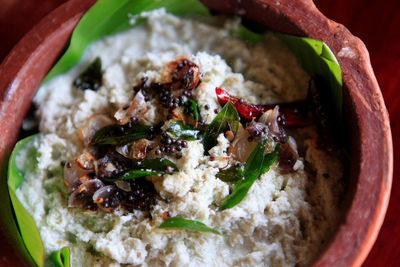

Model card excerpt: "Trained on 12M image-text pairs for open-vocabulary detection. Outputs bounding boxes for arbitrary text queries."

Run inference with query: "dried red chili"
[215,87,310,127]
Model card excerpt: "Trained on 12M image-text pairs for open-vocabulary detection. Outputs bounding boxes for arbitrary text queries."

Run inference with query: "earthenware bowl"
[0,0,392,266]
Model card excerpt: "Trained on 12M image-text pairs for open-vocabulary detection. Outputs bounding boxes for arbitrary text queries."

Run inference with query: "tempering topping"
[65,58,316,214]
[65,58,203,214]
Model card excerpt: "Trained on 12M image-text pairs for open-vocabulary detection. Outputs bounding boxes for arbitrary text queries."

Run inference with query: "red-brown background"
[0,0,399,266]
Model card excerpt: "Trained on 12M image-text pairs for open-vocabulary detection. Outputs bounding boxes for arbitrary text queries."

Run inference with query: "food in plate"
[15,9,344,267]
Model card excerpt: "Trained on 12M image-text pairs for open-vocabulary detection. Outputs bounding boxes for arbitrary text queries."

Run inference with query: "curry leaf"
[50,247,70,267]
[166,121,201,141]
[73,57,102,90]
[90,124,151,146]
[7,135,44,267]
[103,158,178,181]
[184,99,199,122]
[216,165,244,183]
[203,102,239,154]
[245,144,280,179]
[159,217,224,236]
[219,145,279,210]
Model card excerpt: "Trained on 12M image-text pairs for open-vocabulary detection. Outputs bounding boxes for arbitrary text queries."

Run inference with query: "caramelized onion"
[116,144,130,158]
[115,90,148,125]
[63,160,92,190]
[162,57,201,89]
[259,106,287,143]
[96,151,132,179]
[75,150,95,170]
[93,185,120,211]
[232,125,257,163]
[117,139,152,160]
[78,114,114,146]
[114,180,131,192]
[130,139,150,160]
[78,174,91,184]
[247,122,268,143]
[68,179,104,208]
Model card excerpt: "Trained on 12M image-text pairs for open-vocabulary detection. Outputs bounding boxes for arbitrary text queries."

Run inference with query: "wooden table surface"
[1,0,399,266]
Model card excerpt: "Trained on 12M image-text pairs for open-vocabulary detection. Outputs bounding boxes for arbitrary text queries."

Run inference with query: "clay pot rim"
[0,0,393,266]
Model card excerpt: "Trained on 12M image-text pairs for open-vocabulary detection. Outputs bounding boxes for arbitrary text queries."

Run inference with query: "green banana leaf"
[7,134,44,267]
[50,247,70,267]
[4,0,342,266]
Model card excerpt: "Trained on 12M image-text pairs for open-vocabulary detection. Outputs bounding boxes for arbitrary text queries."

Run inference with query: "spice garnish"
[184,98,200,122]
[219,144,280,210]
[102,158,178,182]
[90,123,152,146]
[216,165,244,183]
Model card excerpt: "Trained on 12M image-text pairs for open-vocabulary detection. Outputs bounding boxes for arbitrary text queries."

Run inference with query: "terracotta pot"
[0,0,392,266]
